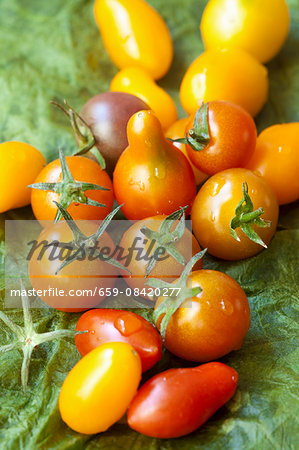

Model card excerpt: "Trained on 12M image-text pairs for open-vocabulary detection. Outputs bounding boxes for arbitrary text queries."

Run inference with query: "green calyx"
[0,283,82,394]
[169,102,211,152]
[28,148,109,223]
[140,206,188,278]
[51,100,106,169]
[230,182,271,248]
[145,249,207,340]
[52,202,131,275]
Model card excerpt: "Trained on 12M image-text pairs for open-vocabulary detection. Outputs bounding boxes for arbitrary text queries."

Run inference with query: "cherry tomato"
[111,66,177,130]
[201,0,290,63]
[184,101,257,175]
[191,169,279,260]
[119,214,202,298]
[246,123,299,205]
[113,110,196,220]
[59,342,142,434]
[80,92,149,176]
[0,141,46,213]
[31,155,114,223]
[94,0,173,80]
[165,118,208,184]
[127,362,238,438]
[155,270,250,361]
[75,309,162,372]
[180,48,268,117]
[28,220,118,312]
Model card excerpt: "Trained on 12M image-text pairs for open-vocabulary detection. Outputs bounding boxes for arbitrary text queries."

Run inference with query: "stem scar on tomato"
[52,202,131,275]
[28,148,109,223]
[140,206,188,277]
[230,182,271,247]
[168,102,210,152]
[145,249,207,339]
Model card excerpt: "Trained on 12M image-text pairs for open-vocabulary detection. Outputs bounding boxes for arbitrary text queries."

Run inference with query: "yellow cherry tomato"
[94,0,173,80]
[201,0,290,64]
[59,342,142,434]
[0,141,46,213]
[180,48,268,117]
[165,118,208,185]
[246,123,299,205]
[111,67,177,130]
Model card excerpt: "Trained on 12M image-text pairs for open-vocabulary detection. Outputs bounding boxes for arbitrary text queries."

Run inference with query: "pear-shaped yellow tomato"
[59,342,142,434]
[180,48,268,117]
[113,110,196,220]
[165,118,208,185]
[111,67,177,130]
[246,123,299,205]
[201,0,290,64]
[94,0,173,80]
[0,141,46,213]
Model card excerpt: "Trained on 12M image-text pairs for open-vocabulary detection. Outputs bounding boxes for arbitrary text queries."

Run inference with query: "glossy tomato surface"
[59,342,142,434]
[246,123,299,205]
[28,221,118,311]
[127,362,238,438]
[75,309,162,372]
[113,110,196,220]
[0,141,46,213]
[155,270,250,361]
[31,155,114,223]
[185,101,257,175]
[191,169,279,260]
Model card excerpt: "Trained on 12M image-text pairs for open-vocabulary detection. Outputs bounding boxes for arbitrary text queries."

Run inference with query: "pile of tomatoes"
[1,0,298,441]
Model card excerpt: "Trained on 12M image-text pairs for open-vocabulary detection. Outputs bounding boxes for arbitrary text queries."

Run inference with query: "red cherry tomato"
[75,309,162,372]
[127,362,238,438]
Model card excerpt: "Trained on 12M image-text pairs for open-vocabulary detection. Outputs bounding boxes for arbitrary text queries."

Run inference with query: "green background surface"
[0,0,298,448]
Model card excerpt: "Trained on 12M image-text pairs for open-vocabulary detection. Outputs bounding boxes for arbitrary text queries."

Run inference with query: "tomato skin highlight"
[94,0,173,80]
[0,141,46,213]
[191,168,279,260]
[185,101,257,175]
[246,123,299,205]
[180,48,268,117]
[155,270,251,361]
[113,110,196,220]
[31,155,114,224]
[127,362,238,438]
[111,66,177,130]
[75,309,162,372]
[200,0,290,64]
[59,342,142,434]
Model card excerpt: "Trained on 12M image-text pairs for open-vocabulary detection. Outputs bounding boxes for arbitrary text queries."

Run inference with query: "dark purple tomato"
[80,92,149,175]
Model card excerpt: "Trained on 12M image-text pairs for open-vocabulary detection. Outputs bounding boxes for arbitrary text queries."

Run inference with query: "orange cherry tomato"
[119,214,202,298]
[59,342,142,434]
[155,270,250,362]
[185,101,257,175]
[0,141,46,213]
[94,0,173,80]
[180,48,268,117]
[246,123,299,205]
[113,110,196,220]
[165,118,208,184]
[191,169,279,260]
[111,67,177,130]
[31,155,114,224]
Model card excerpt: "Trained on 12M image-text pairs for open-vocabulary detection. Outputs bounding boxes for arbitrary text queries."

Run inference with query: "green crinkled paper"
[0,0,298,448]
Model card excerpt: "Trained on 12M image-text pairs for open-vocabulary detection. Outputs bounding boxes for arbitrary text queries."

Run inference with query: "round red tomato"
[75,309,162,372]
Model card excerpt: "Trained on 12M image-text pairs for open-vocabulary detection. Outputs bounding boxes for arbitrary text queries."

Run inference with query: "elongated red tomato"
[75,309,162,372]
[127,362,238,438]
